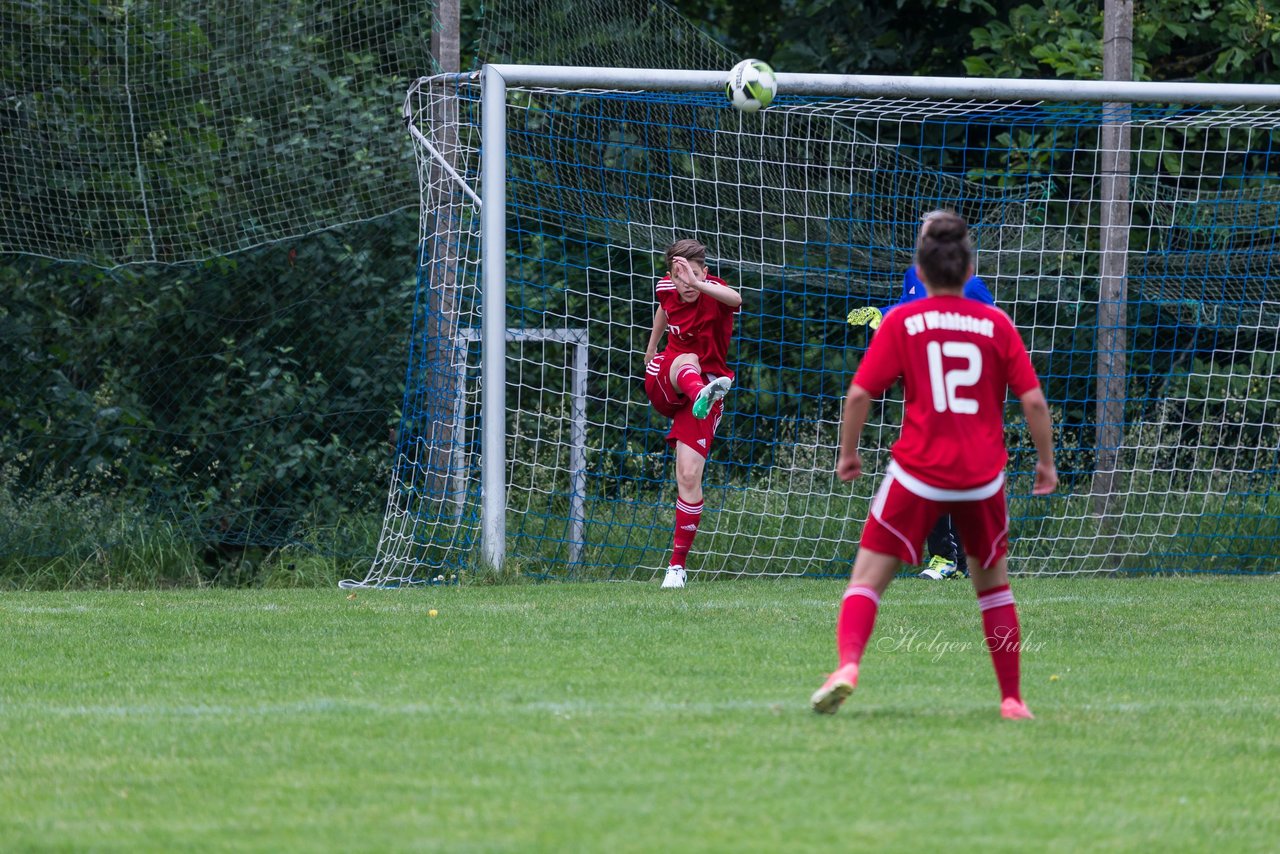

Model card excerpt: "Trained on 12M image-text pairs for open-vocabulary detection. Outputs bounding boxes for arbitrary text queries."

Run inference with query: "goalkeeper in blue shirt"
[846,210,996,580]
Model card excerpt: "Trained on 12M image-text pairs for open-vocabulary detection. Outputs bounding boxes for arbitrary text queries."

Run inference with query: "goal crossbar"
[483,64,1280,104]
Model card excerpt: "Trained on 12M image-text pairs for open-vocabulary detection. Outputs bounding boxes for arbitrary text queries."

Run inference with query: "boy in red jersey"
[811,212,1057,719]
[643,238,742,589]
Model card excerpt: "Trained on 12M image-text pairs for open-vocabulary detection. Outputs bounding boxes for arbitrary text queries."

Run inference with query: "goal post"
[350,65,1280,587]
[450,326,589,566]
[480,64,510,572]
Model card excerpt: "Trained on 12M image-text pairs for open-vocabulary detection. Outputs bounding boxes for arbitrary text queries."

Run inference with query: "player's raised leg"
[670,353,707,402]
[970,555,1033,719]
[668,353,731,421]
[812,548,899,714]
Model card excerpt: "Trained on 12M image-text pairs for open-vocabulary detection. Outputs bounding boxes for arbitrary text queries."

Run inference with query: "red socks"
[978,584,1022,702]
[669,497,703,567]
[831,582,1024,705]
[675,363,705,400]
[836,585,880,667]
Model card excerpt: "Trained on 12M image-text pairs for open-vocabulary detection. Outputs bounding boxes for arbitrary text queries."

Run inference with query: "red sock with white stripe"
[669,497,702,567]
[836,585,880,667]
[978,584,1022,701]
[675,363,705,399]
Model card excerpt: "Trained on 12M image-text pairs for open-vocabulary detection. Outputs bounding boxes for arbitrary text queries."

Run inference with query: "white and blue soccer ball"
[725,59,777,113]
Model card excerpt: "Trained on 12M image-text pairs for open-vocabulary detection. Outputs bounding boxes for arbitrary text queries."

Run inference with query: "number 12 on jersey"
[926,341,982,414]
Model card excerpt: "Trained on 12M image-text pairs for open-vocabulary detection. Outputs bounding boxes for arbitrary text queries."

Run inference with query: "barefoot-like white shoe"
[661,565,686,589]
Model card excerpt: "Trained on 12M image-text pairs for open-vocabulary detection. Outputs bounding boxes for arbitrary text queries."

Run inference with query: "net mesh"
[359,75,1280,585]
[1,1,435,577]
[472,0,733,71]
[2,0,434,266]
[6,0,1280,581]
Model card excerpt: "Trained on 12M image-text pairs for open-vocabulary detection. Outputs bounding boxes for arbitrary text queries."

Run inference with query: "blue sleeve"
[964,275,995,306]
[884,266,922,317]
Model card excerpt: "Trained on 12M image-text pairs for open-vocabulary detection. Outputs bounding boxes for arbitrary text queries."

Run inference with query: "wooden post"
[426,0,464,507]
[1091,0,1133,520]
[430,0,460,75]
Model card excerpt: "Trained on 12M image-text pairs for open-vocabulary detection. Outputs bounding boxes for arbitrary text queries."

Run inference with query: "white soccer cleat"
[691,376,732,419]
[661,565,687,589]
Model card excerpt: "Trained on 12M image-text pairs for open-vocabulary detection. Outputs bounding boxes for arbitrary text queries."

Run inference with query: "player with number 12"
[811,211,1058,719]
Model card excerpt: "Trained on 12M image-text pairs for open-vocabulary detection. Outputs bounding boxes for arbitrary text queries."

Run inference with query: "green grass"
[2,578,1277,851]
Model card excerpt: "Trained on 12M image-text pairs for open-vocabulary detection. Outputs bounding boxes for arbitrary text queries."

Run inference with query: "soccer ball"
[725,59,777,113]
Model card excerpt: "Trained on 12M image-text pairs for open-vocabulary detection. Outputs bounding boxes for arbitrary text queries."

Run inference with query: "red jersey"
[852,295,1040,489]
[656,274,738,379]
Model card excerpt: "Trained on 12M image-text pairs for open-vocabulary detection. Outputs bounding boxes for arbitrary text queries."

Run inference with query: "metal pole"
[1092,0,1133,518]
[486,63,1280,105]
[480,66,507,570]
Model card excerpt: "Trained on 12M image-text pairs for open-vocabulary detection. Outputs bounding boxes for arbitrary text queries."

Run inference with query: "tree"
[666,0,1280,84]
[670,0,1024,75]
[966,0,1280,83]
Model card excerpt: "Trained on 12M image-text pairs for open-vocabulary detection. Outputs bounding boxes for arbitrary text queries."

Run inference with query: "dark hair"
[665,238,707,271]
[915,211,971,290]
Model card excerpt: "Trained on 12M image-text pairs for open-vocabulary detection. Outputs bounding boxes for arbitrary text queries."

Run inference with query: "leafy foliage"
[967,0,1280,82]
[1,215,417,559]
[0,0,430,265]
[7,0,1280,583]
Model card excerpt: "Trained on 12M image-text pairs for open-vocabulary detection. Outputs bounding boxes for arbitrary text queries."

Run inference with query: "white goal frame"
[473,64,1280,572]
[453,326,588,568]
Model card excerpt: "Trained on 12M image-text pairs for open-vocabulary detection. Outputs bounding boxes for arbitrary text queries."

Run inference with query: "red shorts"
[644,352,725,460]
[860,461,1010,569]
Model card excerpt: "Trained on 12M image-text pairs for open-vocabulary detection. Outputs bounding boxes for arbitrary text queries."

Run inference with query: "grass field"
[2,578,1277,851]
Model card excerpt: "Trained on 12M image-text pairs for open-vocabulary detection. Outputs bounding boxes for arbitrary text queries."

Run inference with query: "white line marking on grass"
[5,695,1276,721]
[2,605,92,614]
[891,594,1134,607]
[3,697,803,719]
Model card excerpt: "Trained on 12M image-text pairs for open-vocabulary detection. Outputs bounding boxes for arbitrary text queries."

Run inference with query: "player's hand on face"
[836,451,863,482]
[1032,460,1058,495]
[670,255,691,285]
[671,256,701,301]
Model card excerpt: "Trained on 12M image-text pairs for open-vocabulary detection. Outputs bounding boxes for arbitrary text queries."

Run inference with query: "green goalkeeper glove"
[847,306,883,330]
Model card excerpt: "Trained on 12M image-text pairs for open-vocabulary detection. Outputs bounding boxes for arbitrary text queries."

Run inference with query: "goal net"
[352,69,1280,586]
